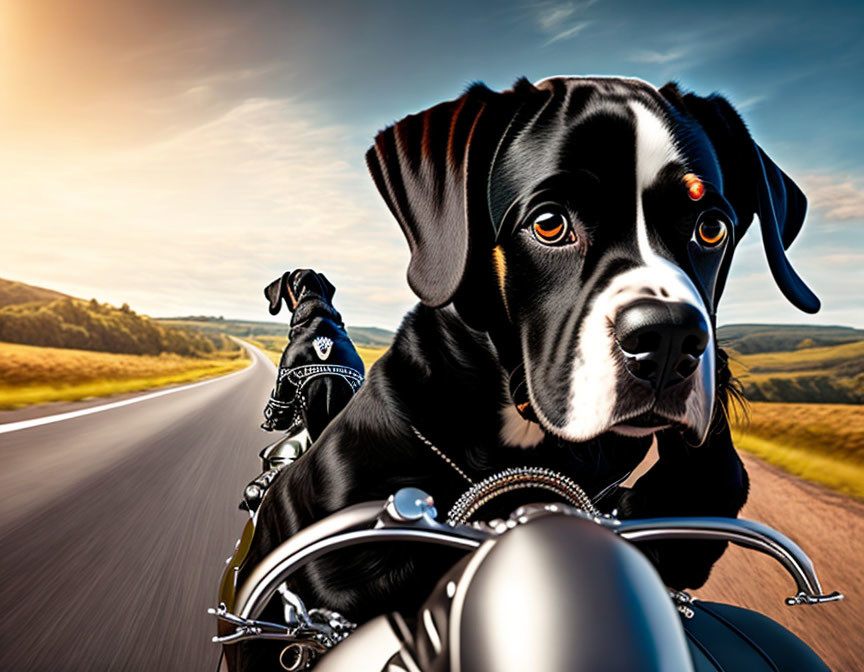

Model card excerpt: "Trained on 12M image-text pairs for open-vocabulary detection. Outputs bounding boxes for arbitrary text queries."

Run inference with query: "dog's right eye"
[531,211,574,246]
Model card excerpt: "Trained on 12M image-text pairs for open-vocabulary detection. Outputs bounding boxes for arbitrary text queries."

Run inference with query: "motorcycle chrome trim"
[505,502,844,607]
[785,591,845,606]
[260,431,309,472]
[445,535,498,672]
[589,469,633,505]
[210,602,304,644]
[280,642,326,671]
[669,590,696,619]
[384,488,439,522]
[242,465,288,518]
[239,528,483,620]
[236,498,487,621]
[231,489,843,638]
[210,590,355,669]
[609,516,844,606]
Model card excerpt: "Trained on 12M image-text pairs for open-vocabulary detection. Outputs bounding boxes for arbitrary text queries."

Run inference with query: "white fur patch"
[499,405,545,448]
[630,101,714,444]
[630,101,682,264]
[543,98,714,443]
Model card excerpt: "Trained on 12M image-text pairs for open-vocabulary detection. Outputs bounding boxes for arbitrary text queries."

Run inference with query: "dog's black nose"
[614,300,709,391]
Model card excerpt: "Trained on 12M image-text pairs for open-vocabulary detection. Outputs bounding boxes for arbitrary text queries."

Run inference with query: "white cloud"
[628,48,687,64]
[716,213,864,328]
[817,253,864,266]
[3,88,861,333]
[536,3,578,32]
[534,1,597,47]
[0,96,415,328]
[735,94,768,111]
[543,22,591,46]
[801,174,864,221]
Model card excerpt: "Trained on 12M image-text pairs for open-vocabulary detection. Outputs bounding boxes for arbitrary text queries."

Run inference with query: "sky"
[1,0,863,329]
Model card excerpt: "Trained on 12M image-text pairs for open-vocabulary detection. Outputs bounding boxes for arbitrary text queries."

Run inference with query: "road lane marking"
[0,340,273,435]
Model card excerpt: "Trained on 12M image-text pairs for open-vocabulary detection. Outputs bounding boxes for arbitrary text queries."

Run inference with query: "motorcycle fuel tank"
[413,513,694,672]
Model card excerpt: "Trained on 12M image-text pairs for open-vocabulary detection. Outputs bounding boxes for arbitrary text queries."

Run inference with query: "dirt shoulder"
[698,453,864,672]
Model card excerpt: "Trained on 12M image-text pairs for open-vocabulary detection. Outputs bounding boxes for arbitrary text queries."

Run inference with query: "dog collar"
[264,364,365,433]
[447,466,600,526]
[409,425,601,525]
[278,364,364,391]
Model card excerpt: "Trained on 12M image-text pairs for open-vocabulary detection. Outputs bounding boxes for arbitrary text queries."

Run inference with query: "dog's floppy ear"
[264,272,291,315]
[666,87,819,313]
[265,271,304,315]
[316,273,336,302]
[366,81,535,307]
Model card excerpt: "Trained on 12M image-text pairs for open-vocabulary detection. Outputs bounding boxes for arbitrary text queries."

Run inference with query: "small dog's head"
[367,76,818,446]
[265,268,337,316]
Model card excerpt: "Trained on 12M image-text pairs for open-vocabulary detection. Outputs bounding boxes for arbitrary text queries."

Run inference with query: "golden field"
[251,335,289,363]
[0,341,248,409]
[732,401,864,499]
[249,336,386,371]
[356,346,387,370]
[727,340,864,403]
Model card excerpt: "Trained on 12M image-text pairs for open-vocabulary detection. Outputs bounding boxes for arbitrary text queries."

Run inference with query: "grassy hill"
[162,318,395,372]
[0,278,238,357]
[346,326,394,348]
[159,317,395,348]
[717,323,864,354]
[727,339,864,404]
[0,341,247,410]
[0,277,70,308]
[718,324,864,498]
[158,316,286,338]
[0,298,234,357]
[0,278,245,409]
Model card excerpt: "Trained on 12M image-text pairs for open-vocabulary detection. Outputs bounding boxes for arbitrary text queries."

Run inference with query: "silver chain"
[410,424,475,485]
[447,466,601,525]
[409,424,601,526]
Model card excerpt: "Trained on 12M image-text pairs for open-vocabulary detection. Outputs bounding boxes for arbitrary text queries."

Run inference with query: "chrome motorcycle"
[212,434,842,671]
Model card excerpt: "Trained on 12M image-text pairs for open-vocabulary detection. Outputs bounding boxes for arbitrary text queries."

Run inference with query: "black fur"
[234,76,816,671]
[260,270,364,441]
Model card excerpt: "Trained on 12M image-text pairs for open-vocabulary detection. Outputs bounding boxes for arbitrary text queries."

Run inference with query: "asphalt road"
[0,343,859,671]
[0,342,274,671]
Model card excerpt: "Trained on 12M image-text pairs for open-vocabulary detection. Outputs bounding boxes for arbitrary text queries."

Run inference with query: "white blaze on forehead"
[627,101,707,311]
[630,101,682,264]
[516,89,716,443]
[631,101,681,190]
[532,99,714,442]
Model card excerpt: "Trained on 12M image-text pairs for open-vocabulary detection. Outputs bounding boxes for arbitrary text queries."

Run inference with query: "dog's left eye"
[697,218,728,247]
[532,211,576,246]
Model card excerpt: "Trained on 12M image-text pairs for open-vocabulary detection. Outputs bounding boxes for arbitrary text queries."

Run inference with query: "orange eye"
[683,173,705,201]
[697,219,727,246]
[532,211,572,245]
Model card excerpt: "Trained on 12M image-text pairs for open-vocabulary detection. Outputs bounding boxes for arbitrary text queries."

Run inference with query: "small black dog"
[261,269,364,442]
[235,76,818,670]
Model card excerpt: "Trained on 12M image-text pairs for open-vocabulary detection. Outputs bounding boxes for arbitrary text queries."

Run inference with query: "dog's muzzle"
[614,299,709,392]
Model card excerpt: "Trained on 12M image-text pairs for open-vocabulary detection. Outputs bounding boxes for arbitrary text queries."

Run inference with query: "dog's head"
[265,268,337,316]
[367,76,818,446]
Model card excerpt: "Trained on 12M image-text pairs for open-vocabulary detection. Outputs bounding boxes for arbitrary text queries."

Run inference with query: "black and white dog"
[261,269,365,442]
[237,75,818,668]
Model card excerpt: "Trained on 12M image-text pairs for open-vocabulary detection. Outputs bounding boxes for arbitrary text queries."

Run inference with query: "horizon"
[6,271,863,334]
[1,1,862,329]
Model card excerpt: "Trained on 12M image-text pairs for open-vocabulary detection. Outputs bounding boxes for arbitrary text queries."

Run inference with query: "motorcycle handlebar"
[235,490,843,622]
